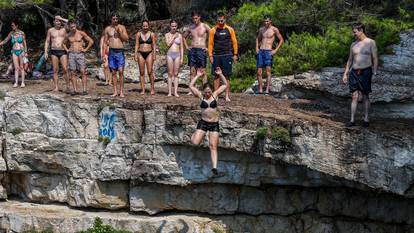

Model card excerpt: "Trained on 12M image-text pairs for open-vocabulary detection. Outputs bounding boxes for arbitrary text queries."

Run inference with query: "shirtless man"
[103,13,129,97]
[44,15,69,92]
[63,20,93,95]
[255,16,284,94]
[183,11,211,94]
[342,23,378,128]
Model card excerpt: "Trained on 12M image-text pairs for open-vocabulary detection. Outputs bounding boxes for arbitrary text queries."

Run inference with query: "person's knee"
[191,135,200,145]
[14,66,22,72]
[257,69,263,76]
[266,70,271,77]
[351,92,358,99]
[209,142,217,151]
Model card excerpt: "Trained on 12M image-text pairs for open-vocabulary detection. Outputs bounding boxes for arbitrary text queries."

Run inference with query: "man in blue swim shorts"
[103,13,129,98]
[255,16,284,94]
[183,11,211,95]
[342,23,378,128]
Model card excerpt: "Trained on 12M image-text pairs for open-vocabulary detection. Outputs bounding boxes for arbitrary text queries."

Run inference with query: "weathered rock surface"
[0,90,412,232]
[1,200,413,233]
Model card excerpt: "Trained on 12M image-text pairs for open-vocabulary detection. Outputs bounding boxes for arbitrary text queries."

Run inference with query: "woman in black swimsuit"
[134,20,157,95]
[190,67,227,176]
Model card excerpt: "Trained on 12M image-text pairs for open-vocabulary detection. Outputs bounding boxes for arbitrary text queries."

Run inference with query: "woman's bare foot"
[225,97,231,102]
[13,83,18,88]
[140,91,145,95]
[174,93,180,97]
[119,93,125,98]
[186,92,193,95]
[167,93,172,97]
[150,89,155,95]
[111,93,118,97]
[20,83,25,88]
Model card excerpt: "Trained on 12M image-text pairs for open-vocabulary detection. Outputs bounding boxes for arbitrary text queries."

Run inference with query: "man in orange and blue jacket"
[208,13,238,102]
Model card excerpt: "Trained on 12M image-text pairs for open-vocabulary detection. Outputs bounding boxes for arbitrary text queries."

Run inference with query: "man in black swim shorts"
[44,15,70,92]
[342,23,378,128]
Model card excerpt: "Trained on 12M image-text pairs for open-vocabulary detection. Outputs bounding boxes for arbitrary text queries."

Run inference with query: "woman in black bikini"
[134,20,156,95]
[190,67,227,176]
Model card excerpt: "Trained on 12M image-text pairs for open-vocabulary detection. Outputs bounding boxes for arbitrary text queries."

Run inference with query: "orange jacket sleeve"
[208,26,216,57]
[228,26,238,55]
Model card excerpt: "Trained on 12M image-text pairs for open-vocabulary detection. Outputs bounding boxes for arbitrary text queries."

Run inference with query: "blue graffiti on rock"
[99,111,116,140]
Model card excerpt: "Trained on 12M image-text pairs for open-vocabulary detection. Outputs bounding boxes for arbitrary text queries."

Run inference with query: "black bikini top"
[139,33,153,44]
[200,97,217,109]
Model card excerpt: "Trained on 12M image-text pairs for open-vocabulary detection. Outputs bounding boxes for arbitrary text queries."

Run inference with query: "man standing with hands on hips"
[208,13,238,102]
[103,13,129,98]
[342,23,378,128]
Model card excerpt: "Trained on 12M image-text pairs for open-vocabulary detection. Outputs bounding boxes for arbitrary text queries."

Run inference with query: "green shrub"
[231,50,258,92]
[256,126,291,144]
[256,127,268,139]
[270,126,291,144]
[362,16,412,54]
[78,217,131,233]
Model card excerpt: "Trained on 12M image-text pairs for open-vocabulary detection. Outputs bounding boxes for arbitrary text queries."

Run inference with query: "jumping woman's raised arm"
[189,70,203,98]
[212,67,227,98]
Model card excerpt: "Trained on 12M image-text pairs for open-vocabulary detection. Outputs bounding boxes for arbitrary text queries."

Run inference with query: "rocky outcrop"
[1,200,413,233]
[0,90,413,232]
[246,30,414,119]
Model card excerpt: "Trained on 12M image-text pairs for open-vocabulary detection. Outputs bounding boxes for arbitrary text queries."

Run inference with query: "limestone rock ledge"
[0,200,413,233]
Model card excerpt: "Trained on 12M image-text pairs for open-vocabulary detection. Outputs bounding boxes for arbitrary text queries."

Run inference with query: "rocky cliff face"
[0,30,413,233]
[0,89,413,232]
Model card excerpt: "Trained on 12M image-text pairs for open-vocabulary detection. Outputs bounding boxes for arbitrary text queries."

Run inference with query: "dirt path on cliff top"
[1,78,413,133]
